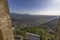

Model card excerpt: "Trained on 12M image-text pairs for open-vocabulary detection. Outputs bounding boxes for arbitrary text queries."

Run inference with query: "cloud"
[52,0,60,3]
[16,0,60,16]
[28,0,60,16]
[32,0,60,16]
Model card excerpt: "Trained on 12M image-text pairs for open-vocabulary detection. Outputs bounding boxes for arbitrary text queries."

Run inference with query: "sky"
[8,0,60,16]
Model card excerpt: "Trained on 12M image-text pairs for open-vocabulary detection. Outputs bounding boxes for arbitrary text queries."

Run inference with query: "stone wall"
[0,0,14,40]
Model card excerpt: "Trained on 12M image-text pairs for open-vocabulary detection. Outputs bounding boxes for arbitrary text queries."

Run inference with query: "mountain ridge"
[10,13,59,31]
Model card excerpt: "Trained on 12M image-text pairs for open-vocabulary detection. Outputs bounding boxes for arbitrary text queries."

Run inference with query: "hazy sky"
[8,0,60,16]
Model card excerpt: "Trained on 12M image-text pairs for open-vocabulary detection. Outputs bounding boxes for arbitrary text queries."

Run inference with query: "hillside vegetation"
[15,27,54,40]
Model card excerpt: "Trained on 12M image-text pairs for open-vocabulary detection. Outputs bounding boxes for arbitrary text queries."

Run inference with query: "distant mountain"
[10,13,59,30]
[10,13,59,21]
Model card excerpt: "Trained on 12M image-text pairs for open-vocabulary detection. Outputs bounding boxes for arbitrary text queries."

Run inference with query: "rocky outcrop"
[54,17,60,40]
[0,0,14,40]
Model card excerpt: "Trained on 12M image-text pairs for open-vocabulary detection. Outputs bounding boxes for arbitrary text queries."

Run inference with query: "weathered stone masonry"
[0,0,14,40]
